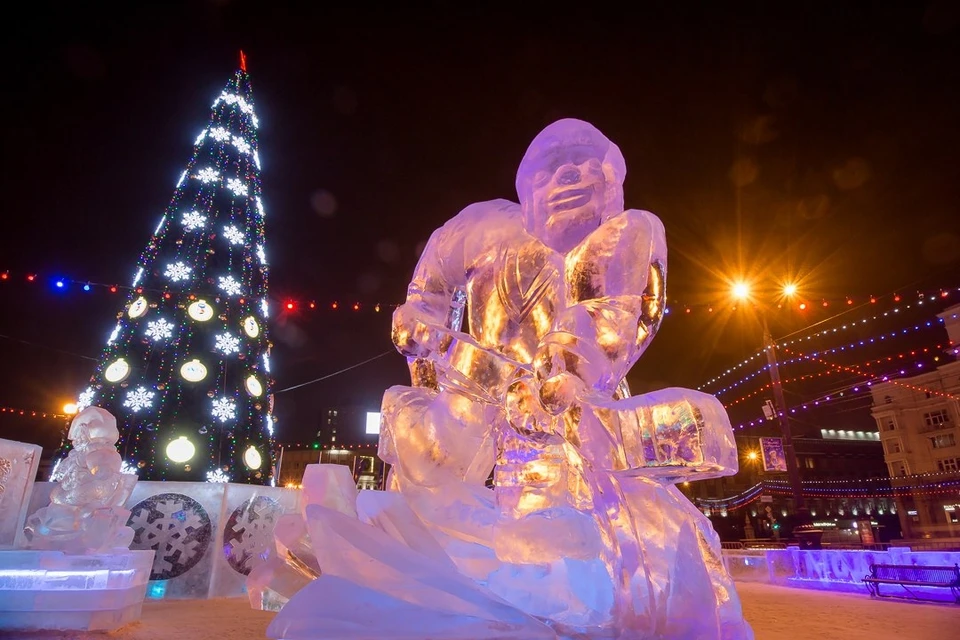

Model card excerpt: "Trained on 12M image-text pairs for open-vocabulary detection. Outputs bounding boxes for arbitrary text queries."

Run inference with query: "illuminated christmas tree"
[57,53,274,484]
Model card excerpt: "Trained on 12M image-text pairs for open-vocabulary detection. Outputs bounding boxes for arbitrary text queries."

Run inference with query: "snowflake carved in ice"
[76,387,95,412]
[164,261,192,282]
[232,136,251,155]
[226,178,248,198]
[218,275,243,297]
[127,493,212,580]
[209,126,232,142]
[145,318,175,341]
[123,386,156,412]
[181,211,207,230]
[223,495,284,576]
[211,397,237,422]
[206,469,230,483]
[222,225,245,246]
[194,167,220,184]
[215,332,240,355]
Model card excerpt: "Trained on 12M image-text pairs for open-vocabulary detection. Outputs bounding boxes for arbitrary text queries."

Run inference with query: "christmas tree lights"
[57,57,274,484]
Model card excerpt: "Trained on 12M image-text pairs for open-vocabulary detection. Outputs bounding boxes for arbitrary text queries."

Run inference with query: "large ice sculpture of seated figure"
[24,407,136,553]
[381,119,750,638]
[258,120,751,640]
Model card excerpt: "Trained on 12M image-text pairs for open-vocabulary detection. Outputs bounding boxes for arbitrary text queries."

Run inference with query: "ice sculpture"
[24,407,137,553]
[0,438,41,549]
[257,120,753,639]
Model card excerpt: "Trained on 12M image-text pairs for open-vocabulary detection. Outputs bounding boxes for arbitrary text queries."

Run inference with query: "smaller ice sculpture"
[23,407,137,553]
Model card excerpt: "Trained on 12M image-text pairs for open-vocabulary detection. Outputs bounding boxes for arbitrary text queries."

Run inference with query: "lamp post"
[730,279,814,532]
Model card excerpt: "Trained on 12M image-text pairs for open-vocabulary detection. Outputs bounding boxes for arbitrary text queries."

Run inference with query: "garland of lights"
[697,293,957,391]
[0,406,71,419]
[722,345,945,408]
[51,62,276,486]
[6,270,957,322]
[710,317,948,397]
[693,478,960,511]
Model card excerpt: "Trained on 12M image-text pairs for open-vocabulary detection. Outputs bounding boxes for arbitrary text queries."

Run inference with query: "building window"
[924,409,951,429]
[937,457,959,472]
[929,433,956,449]
[804,457,815,469]
[884,439,902,455]
[883,418,896,431]
[884,395,893,404]
[890,460,909,477]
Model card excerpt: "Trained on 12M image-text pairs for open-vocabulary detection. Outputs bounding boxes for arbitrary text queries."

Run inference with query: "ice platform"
[0,549,155,631]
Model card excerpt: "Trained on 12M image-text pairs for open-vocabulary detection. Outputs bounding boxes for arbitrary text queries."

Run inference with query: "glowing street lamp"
[731,281,751,300]
[62,403,78,415]
[746,450,759,462]
[782,283,798,297]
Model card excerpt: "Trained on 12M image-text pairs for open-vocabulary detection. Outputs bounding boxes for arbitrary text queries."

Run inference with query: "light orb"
[188,299,214,322]
[104,358,131,383]
[128,296,149,319]
[243,445,262,470]
[166,436,196,463]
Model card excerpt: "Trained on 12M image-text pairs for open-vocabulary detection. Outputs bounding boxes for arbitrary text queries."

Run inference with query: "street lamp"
[726,277,812,528]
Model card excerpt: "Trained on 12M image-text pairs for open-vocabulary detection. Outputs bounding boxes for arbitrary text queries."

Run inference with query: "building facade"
[276,445,385,491]
[869,304,960,539]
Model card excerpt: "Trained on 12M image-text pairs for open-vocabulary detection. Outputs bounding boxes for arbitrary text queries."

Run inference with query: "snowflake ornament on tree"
[194,167,220,184]
[119,461,139,476]
[218,275,243,296]
[211,397,237,422]
[77,387,96,412]
[256,244,266,263]
[215,332,241,355]
[209,126,232,142]
[226,178,248,197]
[222,225,245,246]
[181,211,207,230]
[232,136,251,154]
[145,318,175,341]
[206,468,230,483]
[123,386,156,412]
[164,261,192,282]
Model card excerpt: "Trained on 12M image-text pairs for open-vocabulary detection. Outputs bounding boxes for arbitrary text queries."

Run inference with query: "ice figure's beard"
[540,204,602,253]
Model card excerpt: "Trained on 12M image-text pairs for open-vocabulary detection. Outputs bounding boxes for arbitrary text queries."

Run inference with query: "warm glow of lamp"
[747,451,759,461]
[731,281,751,300]
[782,283,797,297]
[63,403,78,415]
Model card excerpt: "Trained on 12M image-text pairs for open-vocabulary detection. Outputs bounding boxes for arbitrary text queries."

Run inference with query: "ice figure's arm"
[392,199,519,359]
[535,210,666,413]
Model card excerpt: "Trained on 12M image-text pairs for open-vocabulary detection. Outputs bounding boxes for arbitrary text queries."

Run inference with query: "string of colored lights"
[709,315,948,397]
[0,406,70,420]
[6,268,957,321]
[722,345,946,408]
[780,347,957,400]
[696,289,957,391]
[694,479,960,511]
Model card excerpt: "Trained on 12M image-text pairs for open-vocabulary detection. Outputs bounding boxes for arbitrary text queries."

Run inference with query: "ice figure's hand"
[506,377,560,435]
[391,302,443,358]
[533,340,588,416]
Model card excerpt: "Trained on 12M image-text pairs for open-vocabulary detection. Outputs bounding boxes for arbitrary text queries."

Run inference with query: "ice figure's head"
[67,407,120,447]
[516,119,626,252]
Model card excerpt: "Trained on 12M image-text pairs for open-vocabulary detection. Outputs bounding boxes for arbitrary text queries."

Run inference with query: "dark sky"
[2,2,959,450]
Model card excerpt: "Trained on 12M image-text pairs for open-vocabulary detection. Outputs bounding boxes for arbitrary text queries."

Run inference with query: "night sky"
[2,2,959,451]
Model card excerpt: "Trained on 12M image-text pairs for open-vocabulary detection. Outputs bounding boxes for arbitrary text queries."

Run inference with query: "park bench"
[863,563,960,603]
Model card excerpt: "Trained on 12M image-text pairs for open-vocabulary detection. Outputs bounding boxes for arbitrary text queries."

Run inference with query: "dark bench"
[863,563,960,603]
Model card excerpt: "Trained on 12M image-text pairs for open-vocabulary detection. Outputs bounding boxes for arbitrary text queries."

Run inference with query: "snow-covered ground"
[6,583,957,640]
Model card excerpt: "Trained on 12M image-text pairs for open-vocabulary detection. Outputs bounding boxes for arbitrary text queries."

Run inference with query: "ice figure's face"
[528,151,608,252]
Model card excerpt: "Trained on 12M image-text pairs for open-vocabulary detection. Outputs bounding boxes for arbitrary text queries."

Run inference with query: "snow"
[5,582,954,640]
